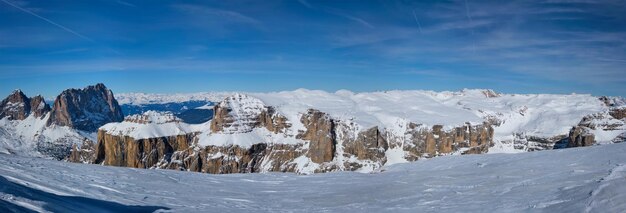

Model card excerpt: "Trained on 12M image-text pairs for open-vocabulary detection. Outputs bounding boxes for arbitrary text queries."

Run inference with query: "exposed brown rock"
[67,139,96,163]
[81,105,496,174]
[403,122,493,160]
[259,106,291,133]
[568,126,595,147]
[93,130,195,168]
[610,108,626,120]
[344,127,387,162]
[29,95,51,118]
[0,90,50,120]
[481,89,500,98]
[90,129,304,174]
[298,109,336,164]
[210,94,290,134]
[48,83,124,132]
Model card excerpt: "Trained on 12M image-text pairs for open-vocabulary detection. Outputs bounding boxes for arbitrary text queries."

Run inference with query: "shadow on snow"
[0,175,168,213]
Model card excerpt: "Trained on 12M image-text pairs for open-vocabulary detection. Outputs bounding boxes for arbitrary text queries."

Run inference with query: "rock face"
[298,109,336,164]
[78,94,496,174]
[394,123,492,160]
[343,126,387,162]
[90,128,305,174]
[610,108,626,120]
[94,130,196,168]
[0,90,50,120]
[48,83,124,132]
[567,126,595,147]
[210,94,290,134]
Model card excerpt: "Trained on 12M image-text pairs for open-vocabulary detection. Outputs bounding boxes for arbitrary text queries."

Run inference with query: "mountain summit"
[47,83,124,132]
[0,89,50,120]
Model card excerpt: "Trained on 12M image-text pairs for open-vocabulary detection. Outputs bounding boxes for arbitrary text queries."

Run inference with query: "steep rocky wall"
[83,129,305,174]
[48,83,124,132]
[79,103,495,174]
[166,143,304,174]
[92,130,196,168]
[298,109,336,164]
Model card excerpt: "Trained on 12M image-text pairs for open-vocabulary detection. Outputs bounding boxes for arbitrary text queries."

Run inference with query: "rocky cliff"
[0,90,50,120]
[79,95,495,174]
[47,83,124,132]
[66,90,626,174]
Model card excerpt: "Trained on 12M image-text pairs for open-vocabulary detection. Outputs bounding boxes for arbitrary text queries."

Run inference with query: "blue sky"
[1,0,625,99]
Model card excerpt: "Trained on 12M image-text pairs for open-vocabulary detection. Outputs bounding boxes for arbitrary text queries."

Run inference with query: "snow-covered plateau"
[113,89,626,151]
[1,142,625,212]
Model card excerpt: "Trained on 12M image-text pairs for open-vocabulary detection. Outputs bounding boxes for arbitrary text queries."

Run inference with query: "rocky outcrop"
[77,94,496,174]
[481,89,500,98]
[343,126,387,162]
[298,109,336,163]
[401,122,493,160]
[0,90,50,120]
[610,108,626,120]
[87,129,305,174]
[93,130,196,168]
[512,133,568,151]
[599,96,626,120]
[68,139,97,163]
[568,126,595,147]
[29,95,51,118]
[48,83,124,132]
[210,94,290,134]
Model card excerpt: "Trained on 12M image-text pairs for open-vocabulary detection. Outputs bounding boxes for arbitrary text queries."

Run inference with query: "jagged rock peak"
[29,95,51,118]
[481,89,500,98]
[48,83,124,132]
[0,89,51,120]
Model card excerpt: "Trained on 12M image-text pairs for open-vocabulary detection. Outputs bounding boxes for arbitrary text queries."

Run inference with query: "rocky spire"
[0,89,51,120]
[47,83,124,132]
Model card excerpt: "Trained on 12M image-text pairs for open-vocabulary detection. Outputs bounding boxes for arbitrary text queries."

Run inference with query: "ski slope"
[1,142,625,212]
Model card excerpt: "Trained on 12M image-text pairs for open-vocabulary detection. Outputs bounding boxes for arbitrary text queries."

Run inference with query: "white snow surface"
[0,114,91,157]
[110,89,617,150]
[115,92,234,105]
[100,111,200,139]
[1,142,625,212]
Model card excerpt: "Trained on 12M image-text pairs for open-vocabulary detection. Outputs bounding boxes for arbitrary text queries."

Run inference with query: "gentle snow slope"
[1,143,625,212]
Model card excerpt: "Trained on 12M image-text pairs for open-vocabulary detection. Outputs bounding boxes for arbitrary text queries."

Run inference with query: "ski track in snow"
[1,143,626,212]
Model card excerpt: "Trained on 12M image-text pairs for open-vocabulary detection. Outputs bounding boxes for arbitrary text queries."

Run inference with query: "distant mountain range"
[1,84,625,174]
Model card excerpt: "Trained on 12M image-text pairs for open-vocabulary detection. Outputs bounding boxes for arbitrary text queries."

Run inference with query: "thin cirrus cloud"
[0,0,93,42]
[0,0,625,97]
[172,4,261,25]
[297,0,374,28]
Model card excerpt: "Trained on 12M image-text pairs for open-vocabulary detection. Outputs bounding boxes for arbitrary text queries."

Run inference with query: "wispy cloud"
[325,8,374,28]
[116,0,136,7]
[411,9,423,33]
[42,48,89,55]
[1,0,94,42]
[173,4,261,25]
[297,0,373,28]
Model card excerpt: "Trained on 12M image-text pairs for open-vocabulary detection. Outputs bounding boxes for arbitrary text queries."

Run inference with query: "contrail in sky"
[412,9,423,33]
[463,0,476,54]
[1,0,94,42]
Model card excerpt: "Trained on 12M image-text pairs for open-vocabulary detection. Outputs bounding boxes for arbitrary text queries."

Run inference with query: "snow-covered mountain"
[2,85,625,175]
[81,89,626,174]
[0,84,122,160]
[115,89,626,149]
[2,141,626,212]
